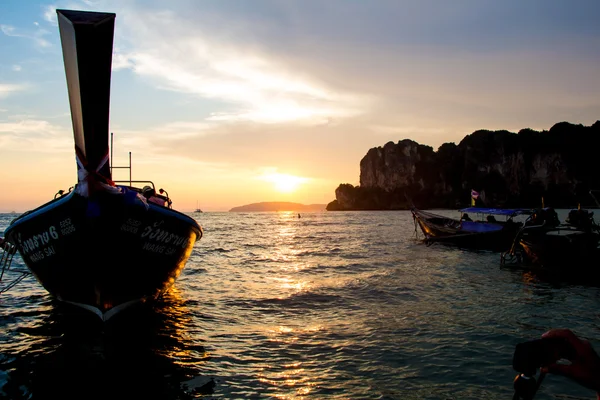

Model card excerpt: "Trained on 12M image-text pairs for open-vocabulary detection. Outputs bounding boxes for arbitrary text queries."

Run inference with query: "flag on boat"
[471,189,479,206]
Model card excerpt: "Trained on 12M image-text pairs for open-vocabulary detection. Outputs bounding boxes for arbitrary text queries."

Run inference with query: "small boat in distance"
[195,200,203,213]
[411,206,532,252]
[0,9,203,321]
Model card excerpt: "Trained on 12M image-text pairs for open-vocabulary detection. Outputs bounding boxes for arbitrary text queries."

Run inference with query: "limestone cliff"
[327,121,600,210]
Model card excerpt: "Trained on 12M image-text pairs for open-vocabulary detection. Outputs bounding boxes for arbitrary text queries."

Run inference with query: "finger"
[543,328,576,340]
[543,329,589,355]
[543,362,574,377]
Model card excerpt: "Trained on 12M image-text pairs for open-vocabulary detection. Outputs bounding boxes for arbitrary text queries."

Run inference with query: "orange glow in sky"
[260,173,308,193]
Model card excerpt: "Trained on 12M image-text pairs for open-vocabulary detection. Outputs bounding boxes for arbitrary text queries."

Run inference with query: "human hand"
[541,328,600,396]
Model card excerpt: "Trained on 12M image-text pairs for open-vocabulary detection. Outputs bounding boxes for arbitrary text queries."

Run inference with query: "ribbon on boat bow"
[74,147,121,198]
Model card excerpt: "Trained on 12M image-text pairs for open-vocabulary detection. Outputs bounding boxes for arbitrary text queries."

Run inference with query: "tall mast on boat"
[57,9,115,187]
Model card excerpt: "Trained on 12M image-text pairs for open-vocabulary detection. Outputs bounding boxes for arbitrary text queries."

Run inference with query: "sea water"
[1,210,598,400]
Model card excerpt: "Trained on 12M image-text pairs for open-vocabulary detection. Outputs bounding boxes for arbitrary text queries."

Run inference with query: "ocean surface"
[1,209,600,400]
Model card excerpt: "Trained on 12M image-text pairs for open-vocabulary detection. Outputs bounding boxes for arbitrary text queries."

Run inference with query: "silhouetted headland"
[327,120,600,211]
[229,202,326,212]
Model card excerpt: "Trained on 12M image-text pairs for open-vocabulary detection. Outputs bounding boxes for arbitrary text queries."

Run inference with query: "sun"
[263,173,306,193]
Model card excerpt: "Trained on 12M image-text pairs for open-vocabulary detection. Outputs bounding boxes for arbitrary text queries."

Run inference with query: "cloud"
[112,53,134,70]
[0,23,52,48]
[107,8,371,124]
[39,0,600,149]
[0,83,27,98]
[43,5,58,26]
[103,120,220,168]
[114,120,215,145]
[0,118,72,152]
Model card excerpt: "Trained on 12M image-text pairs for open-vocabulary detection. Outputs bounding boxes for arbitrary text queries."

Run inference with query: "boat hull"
[4,190,202,319]
[518,227,600,270]
[412,209,522,252]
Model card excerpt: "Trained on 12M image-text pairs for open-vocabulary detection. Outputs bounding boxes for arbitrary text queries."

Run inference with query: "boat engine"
[566,208,595,230]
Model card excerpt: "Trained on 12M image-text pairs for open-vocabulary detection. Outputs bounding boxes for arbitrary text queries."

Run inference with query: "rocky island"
[327,120,600,211]
[230,202,326,212]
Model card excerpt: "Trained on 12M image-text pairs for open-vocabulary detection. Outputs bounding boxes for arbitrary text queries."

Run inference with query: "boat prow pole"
[57,9,116,195]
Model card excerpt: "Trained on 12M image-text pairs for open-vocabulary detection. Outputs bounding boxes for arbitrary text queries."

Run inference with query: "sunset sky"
[1,0,599,212]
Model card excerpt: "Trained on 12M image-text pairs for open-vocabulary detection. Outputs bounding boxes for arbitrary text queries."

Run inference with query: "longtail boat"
[0,9,203,321]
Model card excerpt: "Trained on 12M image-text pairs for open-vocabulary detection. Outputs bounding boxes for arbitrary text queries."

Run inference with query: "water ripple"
[1,210,599,399]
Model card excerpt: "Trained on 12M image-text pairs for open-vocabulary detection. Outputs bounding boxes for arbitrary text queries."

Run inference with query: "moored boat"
[411,206,532,251]
[0,9,203,321]
[501,207,600,275]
